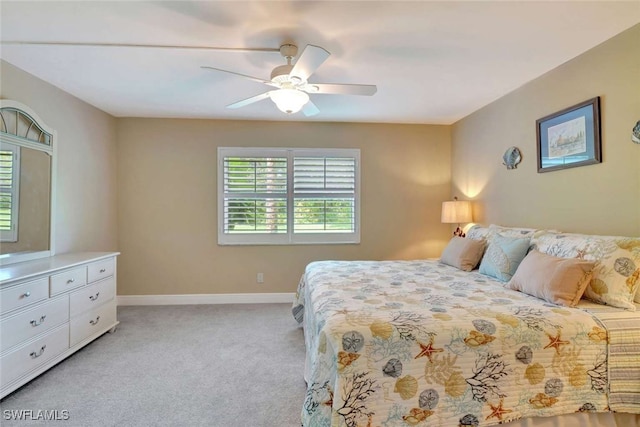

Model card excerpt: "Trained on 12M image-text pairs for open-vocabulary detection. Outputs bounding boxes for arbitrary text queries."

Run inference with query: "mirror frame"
[0,100,57,265]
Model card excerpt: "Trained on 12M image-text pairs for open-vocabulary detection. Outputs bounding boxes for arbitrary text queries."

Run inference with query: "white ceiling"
[1,1,639,124]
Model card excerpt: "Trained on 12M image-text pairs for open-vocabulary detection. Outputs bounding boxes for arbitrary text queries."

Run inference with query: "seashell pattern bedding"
[292,260,626,427]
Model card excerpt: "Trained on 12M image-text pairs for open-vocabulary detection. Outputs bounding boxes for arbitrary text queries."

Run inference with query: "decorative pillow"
[534,232,640,311]
[479,235,531,282]
[469,224,551,244]
[507,250,595,307]
[489,224,539,238]
[440,236,486,272]
[466,225,491,241]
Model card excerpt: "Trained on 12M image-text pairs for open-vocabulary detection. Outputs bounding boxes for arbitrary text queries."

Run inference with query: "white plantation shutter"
[218,147,359,245]
[0,143,20,242]
[220,149,288,245]
[293,156,356,233]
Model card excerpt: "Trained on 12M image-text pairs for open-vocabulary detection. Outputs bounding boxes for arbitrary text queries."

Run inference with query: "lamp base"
[453,227,466,238]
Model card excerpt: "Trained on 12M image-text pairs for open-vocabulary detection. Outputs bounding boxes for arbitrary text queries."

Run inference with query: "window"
[218,147,360,245]
[0,143,20,242]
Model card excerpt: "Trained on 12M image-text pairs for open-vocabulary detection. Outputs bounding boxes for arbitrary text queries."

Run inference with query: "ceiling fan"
[201,43,377,116]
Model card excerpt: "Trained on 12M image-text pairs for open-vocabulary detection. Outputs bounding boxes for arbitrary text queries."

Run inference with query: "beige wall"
[452,24,640,236]
[0,60,118,254]
[116,119,451,295]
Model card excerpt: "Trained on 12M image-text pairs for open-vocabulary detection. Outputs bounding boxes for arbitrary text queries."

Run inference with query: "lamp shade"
[441,199,473,223]
[270,89,309,114]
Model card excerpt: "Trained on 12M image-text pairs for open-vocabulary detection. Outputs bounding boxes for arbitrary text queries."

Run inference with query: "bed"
[292,226,640,427]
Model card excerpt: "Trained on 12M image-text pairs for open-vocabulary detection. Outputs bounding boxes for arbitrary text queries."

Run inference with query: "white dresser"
[0,252,119,399]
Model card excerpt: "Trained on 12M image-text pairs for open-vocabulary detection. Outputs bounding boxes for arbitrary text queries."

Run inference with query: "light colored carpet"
[0,304,306,426]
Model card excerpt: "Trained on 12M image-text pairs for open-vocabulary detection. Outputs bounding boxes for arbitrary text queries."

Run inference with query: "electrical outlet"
[257,273,264,284]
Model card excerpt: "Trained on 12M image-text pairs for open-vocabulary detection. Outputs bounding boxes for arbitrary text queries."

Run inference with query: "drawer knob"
[90,316,101,326]
[22,291,31,298]
[29,345,46,359]
[89,292,100,301]
[100,268,106,273]
[30,315,46,327]
[67,278,75,284]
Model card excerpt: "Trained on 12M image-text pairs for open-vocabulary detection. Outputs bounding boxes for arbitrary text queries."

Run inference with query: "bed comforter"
[293,260,612,427]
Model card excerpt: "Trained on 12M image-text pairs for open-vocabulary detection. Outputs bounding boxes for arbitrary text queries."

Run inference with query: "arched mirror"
[0,100,56,265]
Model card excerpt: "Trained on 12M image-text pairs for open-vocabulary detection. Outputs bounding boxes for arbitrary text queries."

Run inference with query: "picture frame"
[536,97,601,173]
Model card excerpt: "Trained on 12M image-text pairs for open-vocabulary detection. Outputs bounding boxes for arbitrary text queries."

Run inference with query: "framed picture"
[536,97,601,173]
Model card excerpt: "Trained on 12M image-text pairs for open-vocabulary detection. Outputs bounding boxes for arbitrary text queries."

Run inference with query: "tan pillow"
[507,250,595,307]
[440,237,486,272]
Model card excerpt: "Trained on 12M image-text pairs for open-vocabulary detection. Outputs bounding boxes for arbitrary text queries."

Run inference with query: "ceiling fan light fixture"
[270,89,309,114]
[201,43,376,115]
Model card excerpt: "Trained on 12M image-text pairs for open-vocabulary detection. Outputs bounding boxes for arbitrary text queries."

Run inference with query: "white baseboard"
[117,293,295,306]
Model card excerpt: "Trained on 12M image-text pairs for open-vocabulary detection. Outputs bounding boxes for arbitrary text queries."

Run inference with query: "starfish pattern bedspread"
[293,260,610,427]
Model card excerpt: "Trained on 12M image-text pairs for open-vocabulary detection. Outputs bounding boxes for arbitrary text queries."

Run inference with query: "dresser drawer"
[70,276,115,317]
[87,258,115,284]
[50,267,87,296]
[0,324,69,387]
[0,297,69,352]
[70,301,116,347]
[0,277,49,315]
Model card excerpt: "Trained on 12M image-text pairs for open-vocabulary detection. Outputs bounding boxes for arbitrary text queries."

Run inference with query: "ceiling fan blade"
[290,44,330,82]
[201,66,278,87]
[308,83,377,96]
[302,101,320,117]
[226,92,272,109]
